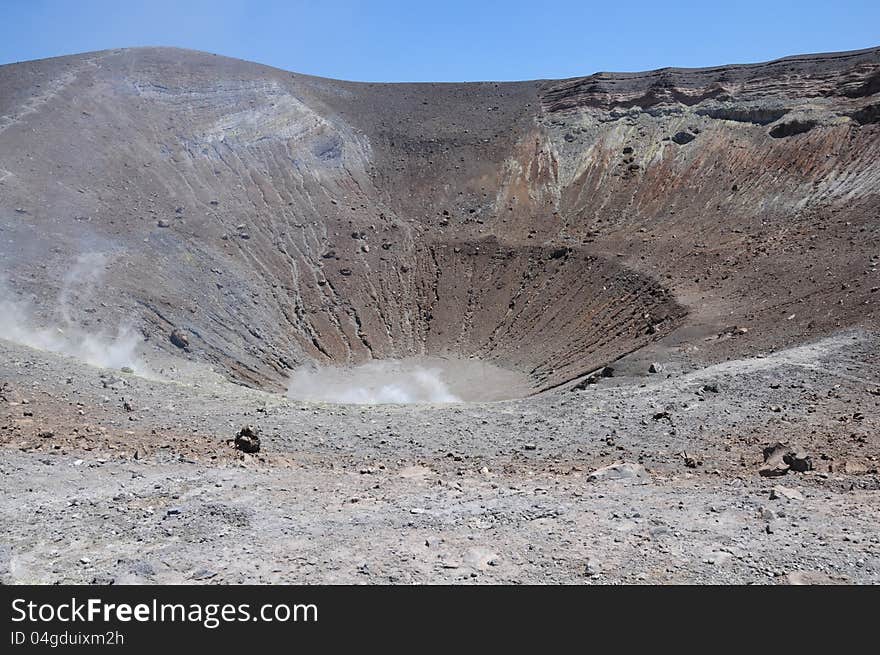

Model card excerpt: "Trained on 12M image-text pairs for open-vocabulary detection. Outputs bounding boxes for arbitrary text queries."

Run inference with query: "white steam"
[0,253,148,373]
[287,360,462,404]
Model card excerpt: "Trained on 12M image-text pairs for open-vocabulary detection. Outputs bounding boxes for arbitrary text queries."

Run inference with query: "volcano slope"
[0,47,879,584]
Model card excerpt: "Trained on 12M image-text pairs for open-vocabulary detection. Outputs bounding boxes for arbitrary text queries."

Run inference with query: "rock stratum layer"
[0,47,878,393]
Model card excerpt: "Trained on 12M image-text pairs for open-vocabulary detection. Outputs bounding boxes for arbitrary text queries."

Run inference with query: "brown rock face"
[0,46,878,394]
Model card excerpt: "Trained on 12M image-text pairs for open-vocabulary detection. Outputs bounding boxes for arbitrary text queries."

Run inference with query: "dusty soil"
[1,330,878,584]
[0,45,879,584]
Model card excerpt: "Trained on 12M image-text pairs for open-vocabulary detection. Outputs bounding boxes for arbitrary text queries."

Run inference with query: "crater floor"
[1,331,878,584]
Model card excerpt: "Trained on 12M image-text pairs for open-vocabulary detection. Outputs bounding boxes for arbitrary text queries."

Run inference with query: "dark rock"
[169,329,189,350]
[760,442,811,476]
[769,120,816,138]
[850,103,880,126]
[90,574,115,585]
[572,366,613,389]
[671,131,696,145]
[762,441,789,463]
[759,461,790,478]
[235,425,261,453]
[649,362,663,374]
[784,451,813,473]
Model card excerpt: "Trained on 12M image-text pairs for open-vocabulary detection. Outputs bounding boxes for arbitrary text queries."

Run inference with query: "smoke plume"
[0,253,148,373]
[287,360,462,404]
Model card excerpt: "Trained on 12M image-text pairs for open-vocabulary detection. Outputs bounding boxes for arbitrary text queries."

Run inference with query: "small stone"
[784,451,812,473]
[584,559,600,577]
[760,442,792,476]
[705,551,733,566]
[587,461,650,483]
[234,425,261,453]
[649,362,663,374]
[572,366,613,389]
[759,506,777,520]
[672,131,696,145]
[759,462,790,477]
[770,485,804,501]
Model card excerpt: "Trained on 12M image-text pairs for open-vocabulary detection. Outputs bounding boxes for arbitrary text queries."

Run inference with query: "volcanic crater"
[1,46,879,584]
[2,46,877,398]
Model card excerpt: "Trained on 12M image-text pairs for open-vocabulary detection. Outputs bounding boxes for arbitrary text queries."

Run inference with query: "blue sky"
[2,0,878,81]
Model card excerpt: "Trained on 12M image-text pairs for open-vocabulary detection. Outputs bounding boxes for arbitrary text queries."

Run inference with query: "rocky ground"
[2,328,878,584]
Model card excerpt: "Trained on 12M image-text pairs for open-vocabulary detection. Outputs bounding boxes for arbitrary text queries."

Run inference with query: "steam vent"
[3,46,879,400]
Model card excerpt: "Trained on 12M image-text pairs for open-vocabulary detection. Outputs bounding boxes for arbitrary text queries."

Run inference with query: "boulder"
[169,328,189,350]
[234,425,261,453]
[759,442,811,476]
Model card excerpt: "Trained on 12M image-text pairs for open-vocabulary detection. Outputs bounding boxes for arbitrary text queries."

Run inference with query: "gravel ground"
[2,330,878,584]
